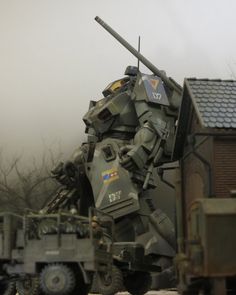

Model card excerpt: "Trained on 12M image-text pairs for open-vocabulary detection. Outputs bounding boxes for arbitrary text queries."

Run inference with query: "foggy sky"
[0,0,236,162]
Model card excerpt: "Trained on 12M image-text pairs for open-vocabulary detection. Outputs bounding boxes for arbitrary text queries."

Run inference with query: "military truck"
[0,206,161,295]
[0,213,21,295]
[0,209,117,295]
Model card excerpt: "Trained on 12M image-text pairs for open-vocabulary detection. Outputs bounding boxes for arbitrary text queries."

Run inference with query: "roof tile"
[186,79,236,129]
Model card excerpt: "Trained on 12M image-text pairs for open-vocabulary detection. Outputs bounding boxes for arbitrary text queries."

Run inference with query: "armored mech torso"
[72,69,180,219]
[83,70,178,158]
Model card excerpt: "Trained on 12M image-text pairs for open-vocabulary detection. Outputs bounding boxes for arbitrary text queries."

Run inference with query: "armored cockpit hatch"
[102,77,130,97]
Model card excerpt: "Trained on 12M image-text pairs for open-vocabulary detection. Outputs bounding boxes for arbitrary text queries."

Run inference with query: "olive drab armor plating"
[72,68,177,222]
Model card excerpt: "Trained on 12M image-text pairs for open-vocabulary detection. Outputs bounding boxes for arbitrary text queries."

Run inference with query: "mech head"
[125,66,138,76]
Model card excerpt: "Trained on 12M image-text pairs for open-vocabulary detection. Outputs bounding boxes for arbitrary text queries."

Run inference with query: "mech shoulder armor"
[133,72,170,106]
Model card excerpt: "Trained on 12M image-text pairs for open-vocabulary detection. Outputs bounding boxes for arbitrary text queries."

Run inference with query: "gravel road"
[16,291,178,295]
[106,292,178,295]
[146,291,178,295]
[17,290,178,295]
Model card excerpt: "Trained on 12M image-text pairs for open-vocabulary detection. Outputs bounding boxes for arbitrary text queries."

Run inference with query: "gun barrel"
[95,16,182,94]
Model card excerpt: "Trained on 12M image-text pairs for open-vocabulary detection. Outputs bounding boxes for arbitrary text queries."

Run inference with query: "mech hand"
[119,145,148,172]
[119,145,137,171]
[51,161,78,187]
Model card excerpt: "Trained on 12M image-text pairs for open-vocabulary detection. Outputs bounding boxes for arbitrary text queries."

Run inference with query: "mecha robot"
[45,17,182,288]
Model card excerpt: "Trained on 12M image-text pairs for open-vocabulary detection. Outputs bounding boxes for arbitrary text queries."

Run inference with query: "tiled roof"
[186,78,236,128]
[172,78,236,160]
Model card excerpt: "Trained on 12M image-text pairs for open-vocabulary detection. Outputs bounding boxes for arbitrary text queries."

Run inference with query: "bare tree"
[0,148,62,213]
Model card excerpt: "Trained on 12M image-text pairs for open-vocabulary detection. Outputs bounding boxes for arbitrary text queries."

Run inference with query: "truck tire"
[97,265,123,295]
[16,277,40,295]
[124,271,151,295]
[40,264,76,295]
[0,281,15,295]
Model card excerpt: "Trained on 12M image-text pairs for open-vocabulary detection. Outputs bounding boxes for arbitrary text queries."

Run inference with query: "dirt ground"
[115,292,178,295]
[16,292,178,295]
[16,294,177,295]
[16,290,178,295]
[145,292,178,295]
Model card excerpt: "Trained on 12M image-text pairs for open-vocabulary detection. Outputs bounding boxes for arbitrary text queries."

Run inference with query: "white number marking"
[108,190,122,203]
[152,92,162,100]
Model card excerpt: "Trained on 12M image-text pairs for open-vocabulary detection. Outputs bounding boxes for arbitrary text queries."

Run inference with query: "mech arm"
[41,187,79,214]
[41,162,80,214]
[119,122,165,170]
[120,102,169,173]
[51,161,79,187]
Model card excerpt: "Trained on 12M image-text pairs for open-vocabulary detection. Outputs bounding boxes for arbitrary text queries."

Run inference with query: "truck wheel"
[97,265,123,295]
[0,282,15,295]
[124,271,151,295]
[16,277,39,295]
[40,264,76,295]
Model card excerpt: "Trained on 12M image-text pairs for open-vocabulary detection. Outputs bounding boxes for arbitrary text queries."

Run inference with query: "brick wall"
[214,139,236,198]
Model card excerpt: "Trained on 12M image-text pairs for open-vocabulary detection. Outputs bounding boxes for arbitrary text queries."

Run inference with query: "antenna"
[137,36,140,70]
[95,16,182,94]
